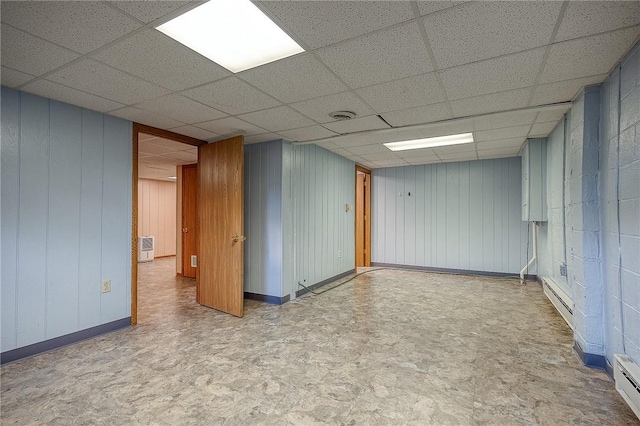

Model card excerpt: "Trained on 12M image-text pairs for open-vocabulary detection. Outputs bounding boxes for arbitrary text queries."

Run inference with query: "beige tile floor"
[1,257,638,425]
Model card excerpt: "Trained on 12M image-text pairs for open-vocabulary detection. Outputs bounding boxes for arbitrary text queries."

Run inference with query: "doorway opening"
[355,165,371,267]
[131,124,205,325]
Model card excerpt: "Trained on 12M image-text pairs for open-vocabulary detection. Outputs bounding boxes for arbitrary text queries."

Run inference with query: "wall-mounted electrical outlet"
[560,263,567,277]
[191,255,197,268]
[338,250,342,258]
[102,279,111,293]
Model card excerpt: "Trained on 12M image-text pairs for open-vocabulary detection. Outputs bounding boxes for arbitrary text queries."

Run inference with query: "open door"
[197,135,244,317]
[182,164,197,278]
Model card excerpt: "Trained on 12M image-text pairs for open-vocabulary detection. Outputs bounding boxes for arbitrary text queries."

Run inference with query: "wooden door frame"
[181,163,197,278]
[355,165,372,267]
[131,123,206,325]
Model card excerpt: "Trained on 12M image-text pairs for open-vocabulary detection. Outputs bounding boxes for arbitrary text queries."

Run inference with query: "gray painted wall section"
[600,43,640,365]
[243,140,284,297]
[371,158,528,274]
[567,87,605,356]
[1,87,132,353]
[288,144,355,297]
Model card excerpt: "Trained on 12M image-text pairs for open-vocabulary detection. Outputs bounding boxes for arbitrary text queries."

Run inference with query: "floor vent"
[614,354,640,419]
[541,277,573,329]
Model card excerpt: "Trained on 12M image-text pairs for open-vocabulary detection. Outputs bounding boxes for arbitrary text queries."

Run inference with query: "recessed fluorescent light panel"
[156,0,304,73]
[384,133,474,151]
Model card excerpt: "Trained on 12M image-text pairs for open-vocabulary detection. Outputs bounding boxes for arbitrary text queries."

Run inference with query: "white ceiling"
[138,132,197,181]
[2,1,639,169]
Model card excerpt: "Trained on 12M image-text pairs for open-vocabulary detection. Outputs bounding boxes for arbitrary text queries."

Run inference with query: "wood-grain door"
[197,136,244,317]
[355,166,371,267]
[182,164,197,278]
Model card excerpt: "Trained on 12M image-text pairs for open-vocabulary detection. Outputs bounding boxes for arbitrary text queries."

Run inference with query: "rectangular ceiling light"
[384,133,474,151]
[156,0,304,73]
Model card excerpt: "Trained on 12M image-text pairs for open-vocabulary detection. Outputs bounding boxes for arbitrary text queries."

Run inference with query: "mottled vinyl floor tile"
[1,258,639,425]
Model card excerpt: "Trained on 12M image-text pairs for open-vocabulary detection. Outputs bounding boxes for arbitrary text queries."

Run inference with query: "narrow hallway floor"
[1,257,637,424]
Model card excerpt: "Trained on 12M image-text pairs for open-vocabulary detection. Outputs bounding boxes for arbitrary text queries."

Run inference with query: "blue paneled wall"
[1,87,132,353]
[371,158,528,274]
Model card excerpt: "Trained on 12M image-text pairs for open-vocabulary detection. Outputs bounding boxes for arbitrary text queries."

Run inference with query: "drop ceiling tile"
[531,74,607,106]
[345,155,366,163]
[316,21,433,89]
[472,110,537,131]
[169,150,198,163]
[182,77,280,116]
[406,157,441,165]
[243,133,281,144]
[196,117,267,137]
[416,1,467,16]
[360,152,402,162]
[396,148,437,159]
[477,147,521,159]
[140,136,188,150]
[47,59,170,105]
[94,30,231,91]
[110,106,184,129]
[356,73,446,113]
[346,144,394,155]
[1,66,34,88]
[139,155,184,165]
[475,138,525,150]
[372,159,410,167]
[169,125,219,141]
[535,109,566,123]
[324,115,390,134]
[238,106,315,132]
[450,88,530,118]
[418,119,475,138]
[528,122,559,138]
[22,79,125,113]
[238,54,347,103]
[134,94,226,125]
[330,148,354,158]
[555,1,640,43]
[475,125,531,142]
[441,48,545,101]
[278,125,338,142]
[1,25,80,76]
[108,1,193,23]
[432,143,477,155]
[423,1,562,68]
[314,141,340,150]
[380,103,452,127]
[140,141,183,156]
[540,27,640,84]
[258,1,414,49]
[289,92,373,124]
[437,152,478,161]
[1,2,140,54]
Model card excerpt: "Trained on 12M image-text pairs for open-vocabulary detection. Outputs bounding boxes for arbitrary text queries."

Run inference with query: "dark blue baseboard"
[574,341,608,370]
[1,317,131,365]
[244,292,290,305]
[371,262,537,280]
[296,269,356,297]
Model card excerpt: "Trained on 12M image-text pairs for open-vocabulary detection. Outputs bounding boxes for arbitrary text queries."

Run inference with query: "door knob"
[183,228,188,233]
[232,235,246,243]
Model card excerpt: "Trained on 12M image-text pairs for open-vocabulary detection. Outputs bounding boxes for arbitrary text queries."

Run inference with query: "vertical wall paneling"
[1,88,133,353]
[243,141,283,297]
[46,101,82,339]
[78,109,104,330]
[137,178,177,257]
[100,116,132,323]
[1,88,20,351]
[371,158,527,273]
[16,93,49,347]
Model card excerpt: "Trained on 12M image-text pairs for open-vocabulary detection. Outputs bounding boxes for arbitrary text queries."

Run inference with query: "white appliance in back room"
[138,236,155,262]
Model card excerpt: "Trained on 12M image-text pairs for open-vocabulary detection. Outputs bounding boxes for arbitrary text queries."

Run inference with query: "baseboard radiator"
[614,354,640,419]
[541,277,573,329]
